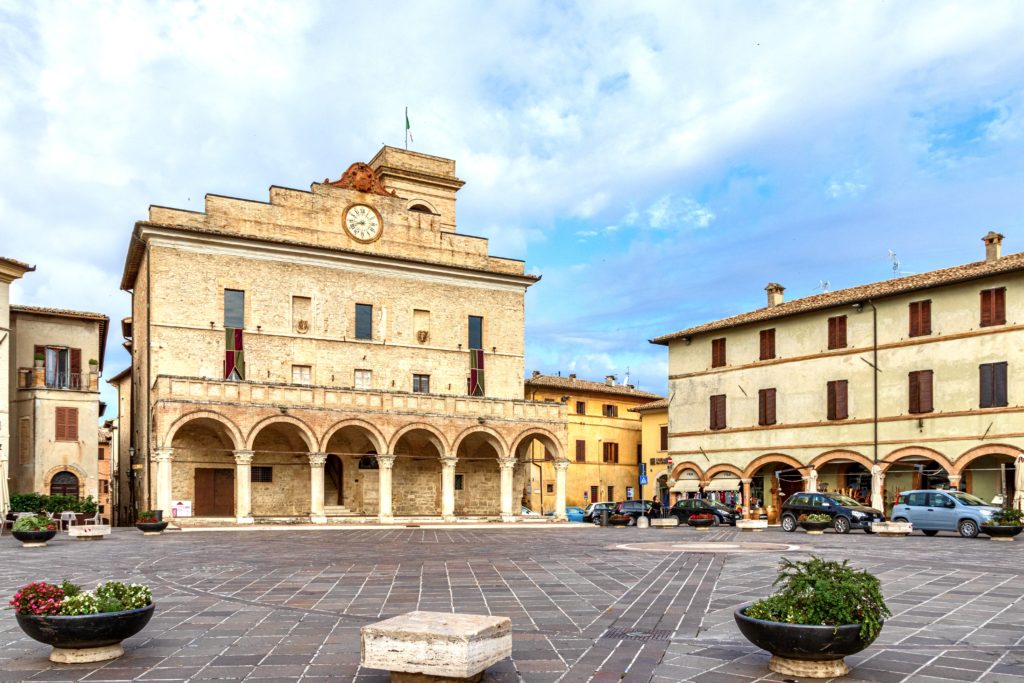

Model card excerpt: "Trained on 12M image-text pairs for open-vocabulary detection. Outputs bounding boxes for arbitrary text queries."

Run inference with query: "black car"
[583,502,617,524]
[780,492,883,534]
[606,500,653,526]
[669,498,738,526]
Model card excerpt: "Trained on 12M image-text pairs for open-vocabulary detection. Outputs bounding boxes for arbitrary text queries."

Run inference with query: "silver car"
[891,490,999,538]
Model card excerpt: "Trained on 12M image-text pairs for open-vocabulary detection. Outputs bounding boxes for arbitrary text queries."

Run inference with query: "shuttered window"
[908,370,934,414]
[575,440,586,462]
[659,425,668,451]
[468,315,483,350]
[55,407,79,441]
[575,401,586,415]
[980,362,1008,408]
[709,394,727,430]
[759,329,776,360]
[758,388,777,426]
[355,303,373,340]
[980,288,1006,327]
[711,338,726,367]
[826,380,849,420]
[602,404,618,417]
[909,300,932,337]
[602,442,619,463]
[827,316,847,349]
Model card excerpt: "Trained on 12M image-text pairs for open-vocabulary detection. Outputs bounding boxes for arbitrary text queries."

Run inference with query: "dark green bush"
[9,493,97,514]
[12,515,55,532]
[745,556,890,643]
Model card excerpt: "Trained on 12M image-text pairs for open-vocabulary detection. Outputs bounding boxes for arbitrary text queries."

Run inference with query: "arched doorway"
[744,455,804,524]
[883,449,953,515]
[170,416,241,517]
[955,446,1021,505]
[391,426,446,516]
[810,453,874,505]
[50,471,80,497]
[454,430,505,516]
[322,423,384,515]
[325,455,344,505]
[513,431,561,514]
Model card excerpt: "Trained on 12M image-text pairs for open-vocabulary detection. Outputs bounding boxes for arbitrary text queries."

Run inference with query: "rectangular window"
[659,425,668,451]
[980,287,1006,327]
[98,447,104,461]
[759,329,776,360]
[292,365,311,384]
[575,401,586,415]
[827,380,849,420]
[575,440,586,462]
[355,303,373,340]
[55,407,79,441]
[100,480,109,494]
[455,474,464,491]
[43,347,79,389]
[909,300,932,337]
[980,362,1008,408]
[758,388,777,426]
[251,466,273,483]
[412,374,430,394]
[827,315,847,349]
[908,370,934,414]
[546,483,554,494]
[602,404,618,418]
[709,394,727,430]
[606,485,614,502]
[602,442,619,463]
[354,369,372,390]
[590,485,599,502]
[468,315,483,350]
[224,289,245,328]
[711,337,726,367]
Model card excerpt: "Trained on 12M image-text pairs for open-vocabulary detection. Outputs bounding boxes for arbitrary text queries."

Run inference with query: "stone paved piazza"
[1,525,1022,682]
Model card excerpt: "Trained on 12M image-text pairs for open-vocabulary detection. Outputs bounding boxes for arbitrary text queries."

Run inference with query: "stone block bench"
[651,517,679,528]
[361,611,511,682]
[69,525,111,541]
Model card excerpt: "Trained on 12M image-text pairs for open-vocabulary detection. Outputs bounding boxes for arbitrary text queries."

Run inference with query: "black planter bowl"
[734,603,879,678]
[981,524,1022,541]
[12,529,57,547]
[800,520,832,533]
[687,518,715,528]
[16,604,155,663]
[136,521,169,535]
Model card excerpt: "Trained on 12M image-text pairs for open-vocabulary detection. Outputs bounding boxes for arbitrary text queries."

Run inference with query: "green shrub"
[59,580,82,598]
[9,493,97,514]
[988,508,1024,526]
[95,582,152,610]
[745,557,890,643]
[60,593,99,616]
[9,492,47,513]
[13,515,55,532]
[801,513,832,523]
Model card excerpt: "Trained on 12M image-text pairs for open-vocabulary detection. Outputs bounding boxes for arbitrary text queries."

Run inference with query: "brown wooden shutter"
[980,363,994,408]
[710,395,726,430]
[920,301,932,335]
[67,408,78,440]
[994,288,1006,325]
[827,316,846,349]
[711,338,726,367]
[575,440,585,462]
[766,388,776,425]
[759,329,775,360]
[70,348,81,389]
[908,372,920,414]
[659,426,668,451]
[827,318,836,349]
[836,380,848,419]
[758,388,776,426]
[994,362,1008,407]
[826,382,836,420]
[919,370,933,413]
[55,407,66,440]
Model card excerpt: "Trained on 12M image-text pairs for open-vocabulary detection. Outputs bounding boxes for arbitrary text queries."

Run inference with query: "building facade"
[8,305,109,502]
[525,373,662,510]
[630,398,675,507]
[652,232,1023,521]
[1,257,35,512]
[117,147,569,524]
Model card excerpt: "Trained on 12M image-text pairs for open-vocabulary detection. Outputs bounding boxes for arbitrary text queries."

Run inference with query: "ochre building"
[116,147,568,524]
[652,232,1023,521]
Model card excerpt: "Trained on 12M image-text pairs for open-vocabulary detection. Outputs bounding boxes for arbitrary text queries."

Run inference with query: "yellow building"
[525,372,663,511]
[631,398,675,507]
[652,232,1023,521]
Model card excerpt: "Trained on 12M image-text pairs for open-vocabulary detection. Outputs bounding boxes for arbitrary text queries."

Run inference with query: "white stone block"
[736,519,768,532]
[361,611,511,680]
[651,517,679,527]
[872,521,912,537]
[69,525,111,540]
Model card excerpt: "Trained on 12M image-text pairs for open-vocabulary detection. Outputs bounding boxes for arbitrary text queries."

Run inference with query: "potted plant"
[34,351,44,368]
[88,358,99,370]
[735,557,890,678]
[10,579,154,663]
[687,513,714,529]
[135,511,168,535]
[11,515,58,547]
[799,513,832,535]
[981,507,1023,542]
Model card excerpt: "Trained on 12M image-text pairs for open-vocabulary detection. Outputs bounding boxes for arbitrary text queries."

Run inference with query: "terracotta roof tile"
[525,374,663,400]
[651,249,1024,344]
[629,398,669,412]
[10,304,108,320]
[0,256,35,270]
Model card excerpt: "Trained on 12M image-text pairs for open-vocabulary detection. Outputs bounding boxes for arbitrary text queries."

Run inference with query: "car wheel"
[711,516,721,527]
[627,517,636,527]
[958,519,979,538]
[781,514,797,532]
[922,530,939,537]
[833,516,851,534]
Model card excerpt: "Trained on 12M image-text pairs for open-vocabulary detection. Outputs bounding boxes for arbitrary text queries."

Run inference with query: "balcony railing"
[17,369,86,390]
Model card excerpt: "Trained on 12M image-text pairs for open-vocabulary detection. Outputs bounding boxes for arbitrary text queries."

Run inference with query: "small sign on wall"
[172,500,193,518]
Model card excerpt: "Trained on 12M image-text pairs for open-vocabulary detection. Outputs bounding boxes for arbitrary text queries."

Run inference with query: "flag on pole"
[405,107,413,148]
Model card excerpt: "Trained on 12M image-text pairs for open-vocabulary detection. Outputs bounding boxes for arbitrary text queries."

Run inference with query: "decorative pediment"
[323,162,396,196]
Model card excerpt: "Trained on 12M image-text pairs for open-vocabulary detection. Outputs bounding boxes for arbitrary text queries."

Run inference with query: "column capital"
[947,474,962,484]
[553,459,571,472]
[498,457,517,470]
[740,478,753,485]
[233,449,255,465]
[808,468,818,479]
[308,452,328,468]
[440,456,459,469]
[376,453,397,469]
[153,448,174,463]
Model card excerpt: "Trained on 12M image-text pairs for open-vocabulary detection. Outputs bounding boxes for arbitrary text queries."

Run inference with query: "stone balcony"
[152,375,565,423]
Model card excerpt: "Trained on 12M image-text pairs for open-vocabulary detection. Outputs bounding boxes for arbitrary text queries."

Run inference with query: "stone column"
[309,453,328,524]
[377,454,396,524]
[947,474,962,491]
[741,478,753,520]
[233,449,254,524]
[153,448,174,517]
[870,465,885,512]
[553,459,570,521]
[807,468,818,493]
[440,456,458,522]
[499,457,517,522]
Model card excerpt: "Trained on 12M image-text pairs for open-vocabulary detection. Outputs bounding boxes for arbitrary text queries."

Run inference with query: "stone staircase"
[324,505,353,517]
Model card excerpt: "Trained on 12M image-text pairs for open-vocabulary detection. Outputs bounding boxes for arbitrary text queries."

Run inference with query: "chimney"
[765,282,785,307]
[605,375,616,386]
[982,231,1004,262]
[568,373,576,379]
[531,370,541,378]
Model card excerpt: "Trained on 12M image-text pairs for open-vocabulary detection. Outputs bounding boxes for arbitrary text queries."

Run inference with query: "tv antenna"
[888,250,915,278]
[815,280,831,292]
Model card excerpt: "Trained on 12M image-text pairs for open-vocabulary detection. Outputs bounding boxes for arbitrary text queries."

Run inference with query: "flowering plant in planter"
[10,582,65,616]
[137,511,160,524]
[13,515,57,532]
[689,513,713,520]
[9,580,152,616]
[985,508,1023,526]
[798,514,832,524]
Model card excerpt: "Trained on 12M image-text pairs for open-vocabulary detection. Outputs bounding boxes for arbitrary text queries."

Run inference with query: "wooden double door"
[194,468,234,517]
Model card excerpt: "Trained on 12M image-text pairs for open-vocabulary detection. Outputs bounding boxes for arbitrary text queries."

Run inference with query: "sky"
[2,0,1024,414]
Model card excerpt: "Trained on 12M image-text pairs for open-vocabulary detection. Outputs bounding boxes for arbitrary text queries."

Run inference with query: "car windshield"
[947,491,990,506]
[707,501,733,511]
[829,494,861,507]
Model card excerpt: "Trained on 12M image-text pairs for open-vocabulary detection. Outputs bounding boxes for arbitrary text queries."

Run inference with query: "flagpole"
[405,106,408,150]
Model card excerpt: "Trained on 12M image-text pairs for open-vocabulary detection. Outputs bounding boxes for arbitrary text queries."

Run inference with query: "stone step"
[324,505,352,516]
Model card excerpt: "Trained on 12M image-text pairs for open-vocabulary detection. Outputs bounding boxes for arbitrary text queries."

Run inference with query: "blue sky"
[2,1,1024,410]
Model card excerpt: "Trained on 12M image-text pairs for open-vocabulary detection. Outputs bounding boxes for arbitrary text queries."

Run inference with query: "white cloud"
[646,195,715,229]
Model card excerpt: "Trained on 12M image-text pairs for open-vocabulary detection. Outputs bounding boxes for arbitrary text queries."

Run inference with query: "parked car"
[520,506,540,516]
[669,498,739,526]
[891,490,999,538]
[780,492,883,534]
[583,502,616,523]
[607,500,654,526]
[544,506,585,522]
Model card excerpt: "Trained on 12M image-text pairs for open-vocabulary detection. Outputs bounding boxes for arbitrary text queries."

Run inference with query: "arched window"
[408,204,433,214]
[358,455,380,470]
[50,471,80,497]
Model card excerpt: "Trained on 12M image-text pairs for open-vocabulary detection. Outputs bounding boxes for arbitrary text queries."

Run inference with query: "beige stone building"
[1,257,35,512]
[524,373,662,511]
[107,366,133,524]
[630,398,674,506]
[116,147,569,524]
[7,305,109,501]
[652,232,1023,521]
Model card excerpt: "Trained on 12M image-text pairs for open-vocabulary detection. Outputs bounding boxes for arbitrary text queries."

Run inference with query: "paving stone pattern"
[0,526,1022,682]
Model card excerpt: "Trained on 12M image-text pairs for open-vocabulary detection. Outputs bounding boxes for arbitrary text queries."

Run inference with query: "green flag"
[405,108,413,146]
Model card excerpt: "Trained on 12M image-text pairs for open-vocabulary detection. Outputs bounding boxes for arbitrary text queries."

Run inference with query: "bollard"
[636,515,650,529]
[600,510,610,527]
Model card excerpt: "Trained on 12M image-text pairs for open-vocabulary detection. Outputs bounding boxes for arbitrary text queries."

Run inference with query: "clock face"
[344,204,382,243]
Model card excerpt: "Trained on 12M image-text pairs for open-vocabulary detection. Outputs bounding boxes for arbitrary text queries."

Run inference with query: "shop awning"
[672,479,700,493]
[704,477,740,492]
